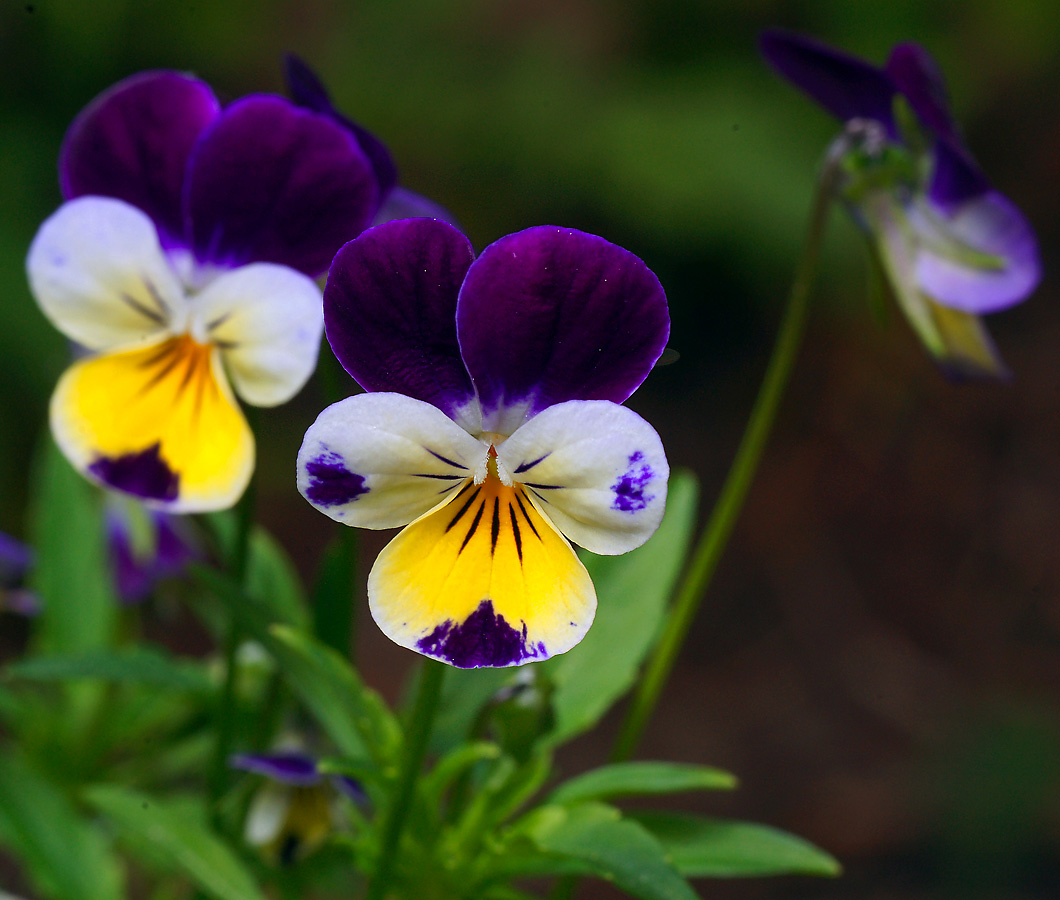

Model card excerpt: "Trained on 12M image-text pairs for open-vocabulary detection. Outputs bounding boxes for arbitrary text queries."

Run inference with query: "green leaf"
[430,666,513,754]
[0,753,124,900]
[5,646,212,693]
[267,625,401,766]
[510,803,699,900]
[84,785,268,900]
[631,812,841,878]
[28,438,117,656]
[549,762,736,805]
[541,470,698,745]
[246,528,310,631]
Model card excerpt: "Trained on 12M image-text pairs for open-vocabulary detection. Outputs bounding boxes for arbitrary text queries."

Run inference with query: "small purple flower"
[231,751,363,864]
[296,220,671,668]
[104,498,199,604]
[27,70,386,511]
[760,30,1042,378]
[0,532,41,617]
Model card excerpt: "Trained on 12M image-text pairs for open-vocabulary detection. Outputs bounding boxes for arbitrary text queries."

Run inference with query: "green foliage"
[631,812,842,878]
[4,646,213,693]
[548,761,737,804]
[0,753,124,900]
[85,785,267,900]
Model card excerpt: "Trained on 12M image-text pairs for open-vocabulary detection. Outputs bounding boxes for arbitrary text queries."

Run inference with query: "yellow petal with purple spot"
[50,334,254,512]
[368,473,596,668]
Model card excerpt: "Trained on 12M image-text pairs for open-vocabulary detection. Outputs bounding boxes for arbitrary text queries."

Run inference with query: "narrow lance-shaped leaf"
[548,761,737,805]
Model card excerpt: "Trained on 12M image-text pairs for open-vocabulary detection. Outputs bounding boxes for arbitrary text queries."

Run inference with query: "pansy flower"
[297,218,670,668]
[104,497,199,604]
[760,31,1041,378]
[27,70,383,511]
[231,751,364,865]
[0,532,41,618]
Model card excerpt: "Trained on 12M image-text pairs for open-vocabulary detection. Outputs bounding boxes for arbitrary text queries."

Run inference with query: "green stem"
[313,526,359,660]
[365,659,446,900]
[610,156,840,764]
[208,457,258,820]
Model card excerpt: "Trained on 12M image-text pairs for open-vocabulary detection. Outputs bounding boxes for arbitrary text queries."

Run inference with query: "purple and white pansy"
[760,30,1041,378]
[296,218,670,669]
[27,69,386,511]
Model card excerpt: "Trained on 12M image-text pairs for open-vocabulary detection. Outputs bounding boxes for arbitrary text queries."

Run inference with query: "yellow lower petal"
[50,334,254,512]
[368,473,596,668]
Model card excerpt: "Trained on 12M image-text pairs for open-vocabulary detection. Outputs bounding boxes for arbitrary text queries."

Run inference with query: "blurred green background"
[2,0,1059,898]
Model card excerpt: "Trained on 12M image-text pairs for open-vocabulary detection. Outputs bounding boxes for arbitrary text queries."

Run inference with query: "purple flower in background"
[0,532,41,617]
[296,219,670,668]
[283,55,457,228]
[231,751,364,864]
[27,70,382,511]
[760,30,1042,378]
[104,498,199,604]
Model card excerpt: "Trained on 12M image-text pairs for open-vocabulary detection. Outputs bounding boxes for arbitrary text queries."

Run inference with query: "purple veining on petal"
[324,218,476,418]
[284,54,399,202]
[610,451,655,513]
[89,444,179,502]
[305,450,369,507]
[456,226,670,434]
[60,71,220,249]
[230,752,322,786]
[758,30,899,137]
[185,94,378,277]
[416,599,546,668]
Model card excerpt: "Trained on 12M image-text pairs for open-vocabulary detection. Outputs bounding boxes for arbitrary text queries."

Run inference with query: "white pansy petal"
[192,263,324,407]
[296,392,488,529]
[496,399,668,555]
[27,196,184,350]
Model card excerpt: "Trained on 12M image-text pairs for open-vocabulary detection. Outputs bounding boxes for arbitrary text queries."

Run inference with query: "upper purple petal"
[456,226,669,433]
[323,218,477,419]
[884,43,958,143]
[60,71,220,248]
[928,138,991,208]
[372,186,460,229]
[759,30,898,135]
[230,752,322,786]
[184,95,378,277]
[916,189,1042,314]
[284,55,399,201]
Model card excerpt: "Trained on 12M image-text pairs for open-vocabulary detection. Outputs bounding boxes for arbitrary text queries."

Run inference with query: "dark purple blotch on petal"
[284,54,398,201]
[230,752,321,786]
[90,444,179,502]
[324,219,476,418]
[60,71,220,248]
[417,600,546,668]
[185,95,378,277]
[758,30,899,136]
[305,451,368,507]
[610,451,654,513]
[456,227,669,430]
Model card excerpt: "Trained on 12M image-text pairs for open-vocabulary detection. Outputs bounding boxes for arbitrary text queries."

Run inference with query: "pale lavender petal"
[185,95,378,277]
[456,226,669,435]
[915,189,1041,314]
[284,54,398,199]
[323,219,477,420]
[230,752,322,786]
[60,71,220,248]
[759,30,897,135]
[372,187,459,229]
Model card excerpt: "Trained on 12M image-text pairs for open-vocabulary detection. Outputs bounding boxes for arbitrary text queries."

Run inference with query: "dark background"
[2,1,1059,898]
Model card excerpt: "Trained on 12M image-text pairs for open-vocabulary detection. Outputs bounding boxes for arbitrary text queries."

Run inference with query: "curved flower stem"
[365,659,446,900]
[208,427,259,822]
[610,154,842,764]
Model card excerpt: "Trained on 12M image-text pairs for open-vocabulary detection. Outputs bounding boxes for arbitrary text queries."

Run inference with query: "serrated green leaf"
[267,625,401,766]
[511,802,699,900]
[85,785,267,900]
[0,753,123,900]
[541,470,698,745]
[549,761,736,805]
[631,812,841,878]
[5,646,212,693]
